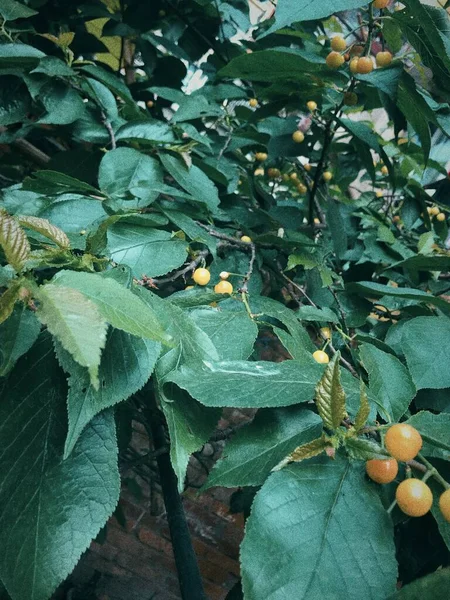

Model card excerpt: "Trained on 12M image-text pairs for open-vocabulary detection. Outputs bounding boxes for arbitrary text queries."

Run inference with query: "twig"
[240,242,256,293]
[101,111,116,149]
[152,250,209,285]
[195,222,253,248]
[12,138,50,166]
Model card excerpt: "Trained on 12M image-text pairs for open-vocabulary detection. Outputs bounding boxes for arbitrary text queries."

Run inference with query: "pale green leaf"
[0,334,120,600]
[315,353,346,430]
[354,380,370,431]
[274,435,329,470]
[36,284,108,389]
[241,457,397,600]
[0,211,30,271]
[51,271,172,345]
[345,437,390,461]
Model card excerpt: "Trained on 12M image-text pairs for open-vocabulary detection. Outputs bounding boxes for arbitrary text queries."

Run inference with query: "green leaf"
[189,307,258,360]
[37,196,107,236]
[347,281,450,315]
[18,215,70,248]
[204,407,322,488]
[107,222,188,278]
[98,147,163,201]
[0,305,40,376]
[356,65,403,100]
[159,153,220,214]
[296,305,338,323]
[38,80,85,125]
[354,381,370,431]
[36,284,108,389]
[172,96,222,122]
[165,359,323,408]
[388,255,450,272]
[0,284,20,325]
[241,456,397,600]
[275,435,330,469]
[315,353,346,430]
[0,43,44,68]
[338,118,381,153]
[0,76,31,126]
[218,49,325,81]
[345,437,390,460]
[406,411,450,460]
[397,72,433,160]
[359,344,416,422]
[0,211,30,271]
[51,271,172,345]
[401,317,450,390]
[0,0,37,20]
[22,170,101,196]
[155,349,220,491]
[115,120,176,143]
[56,329,161,458]
[387,568,450,599]
[0,335,120,600]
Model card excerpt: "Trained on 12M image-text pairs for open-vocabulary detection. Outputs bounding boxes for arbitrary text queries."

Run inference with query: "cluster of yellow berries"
[192,267,234,294]
[366,423,450,522]
[326,28,393,75]
[427,205,446,222]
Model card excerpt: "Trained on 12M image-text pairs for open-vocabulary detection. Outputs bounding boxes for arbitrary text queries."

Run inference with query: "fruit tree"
[1,0,450,599]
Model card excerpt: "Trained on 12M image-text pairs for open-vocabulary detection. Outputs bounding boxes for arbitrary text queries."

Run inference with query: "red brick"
[107,525,144,556]
[138,526,174,556]
[197,557,235,586]
[192,538,240,577]
[90,541,119,561]
[204,580,230,600]
[88,554,128,577]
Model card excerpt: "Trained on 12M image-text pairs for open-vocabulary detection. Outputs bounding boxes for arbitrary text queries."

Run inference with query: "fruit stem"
[417,452,450,490]
[387,498,397,515]
[241,291,255,320]
[364,3,375,56]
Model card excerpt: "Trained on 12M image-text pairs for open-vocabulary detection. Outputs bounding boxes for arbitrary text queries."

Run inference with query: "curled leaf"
[18,215,70,249]
[354,380,371,432]
[315,353,346,430]
[0,211,30,271]
[272,435,329,471]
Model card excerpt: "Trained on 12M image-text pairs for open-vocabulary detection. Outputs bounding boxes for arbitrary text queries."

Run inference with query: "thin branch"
[101,111,116,149]
[240,242,256,293]
[12,138,51,166]
[152,249,209,285]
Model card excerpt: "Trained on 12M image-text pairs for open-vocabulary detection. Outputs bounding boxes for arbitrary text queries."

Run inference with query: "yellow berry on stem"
[439,489,450,522]
[307,100,317,111]
[323,171,333,182]
[313,350,329,364]
[326,51,345,69]
[193,268,211,286]
[357,56,374,74]
[366,459,399,484]
[436,212,446,222]
[240,235,252,243]
[249,98,258,108]
[385,423,423,462]
[376,51,393,67]
[292,130,305,143]
[214,280,233,294]
[331,36,347,52]
[396,479,433,517]
[373,0,390,8]
[255,152,268,161]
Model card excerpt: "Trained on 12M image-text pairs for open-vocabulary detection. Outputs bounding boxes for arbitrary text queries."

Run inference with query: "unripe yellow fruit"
[376,190,384,198]
[219,271,230,280]
[330,36,347,52]
[249,98,258,108]
[326,51,345,69]
[290,172,299,181]
[376,51,393,67]
[396,479,433,517]
[304,163,312,172]
[292,130,305,143]
[320,327,331,340]
[429,206,440,216]
[240,235,252,243]
[381,165,389,175]
[439,489,450,523]
[267,168,281,178]
[297,183,307,194]
[255,152,268,161]
[349,57,359,74]
[436,212,446,222]
[313,350,329,364]
[193,268,211,286]
[373,0,390,8]
[214,280,233,294]
[323,171,333,182]
[146,100,154,108]
[307,100,318,111]
[356,56,374,74]
[313,217,320,224]
[254,168,264,176]
[282,173,290,181]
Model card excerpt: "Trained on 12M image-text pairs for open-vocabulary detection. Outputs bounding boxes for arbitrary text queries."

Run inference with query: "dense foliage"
[1,0,450,598]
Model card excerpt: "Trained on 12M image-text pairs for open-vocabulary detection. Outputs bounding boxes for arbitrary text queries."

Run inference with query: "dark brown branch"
[153,249,209,285]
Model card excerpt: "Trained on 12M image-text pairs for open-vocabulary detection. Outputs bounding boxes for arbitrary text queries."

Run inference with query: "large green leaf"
[0,44,44,68]
[107,222,188,277]
[0,335,120,600]
[0,0,37,20]
[406,411,450,460]
[261,0,369,36]
[165,359,323,408]
[38,80,85,125]
[204,407,322,489]
[159,153,220,214]
[51,271,172,345]
[219,49,325,81]
[360,344,416,422]
[98,147,163,200]
[241,456,397,600]
[189,307,258,360]
[56,329,161,458]
[115,120,176,143]
[401,317,450,389]
[36,284,108,389]
[0,305,41,376]
[387,568,450,599]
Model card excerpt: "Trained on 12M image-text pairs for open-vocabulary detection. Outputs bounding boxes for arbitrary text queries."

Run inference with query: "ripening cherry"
[396,479,433,517]
[240,235,252,243]
[366,458,399,484]
[356,56,374,74]
[349,57,359,74]
[373,0,390,8]
[323,171,333,182]
[320,327,331,340]
[249,98,258,108]
[304,163,312,172]
[297,183,307,194]
[326,51,345,69]
[146,100,154,108]
[193,268,211,286]
[313,350,329,364]
[292,130,305,143]
[344,91,358,106]
[439,489,450,523]
[290,172,299,181]
[330,36,347,52]
[268,168,281,178]
[376,51,393,67]
[436,212,446,222]
[381,165,389,175]
[307,100,318,111]
[214,280,233,294]
[254,168,264,176]
[255,152,268,161]
[385,423,423,462]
